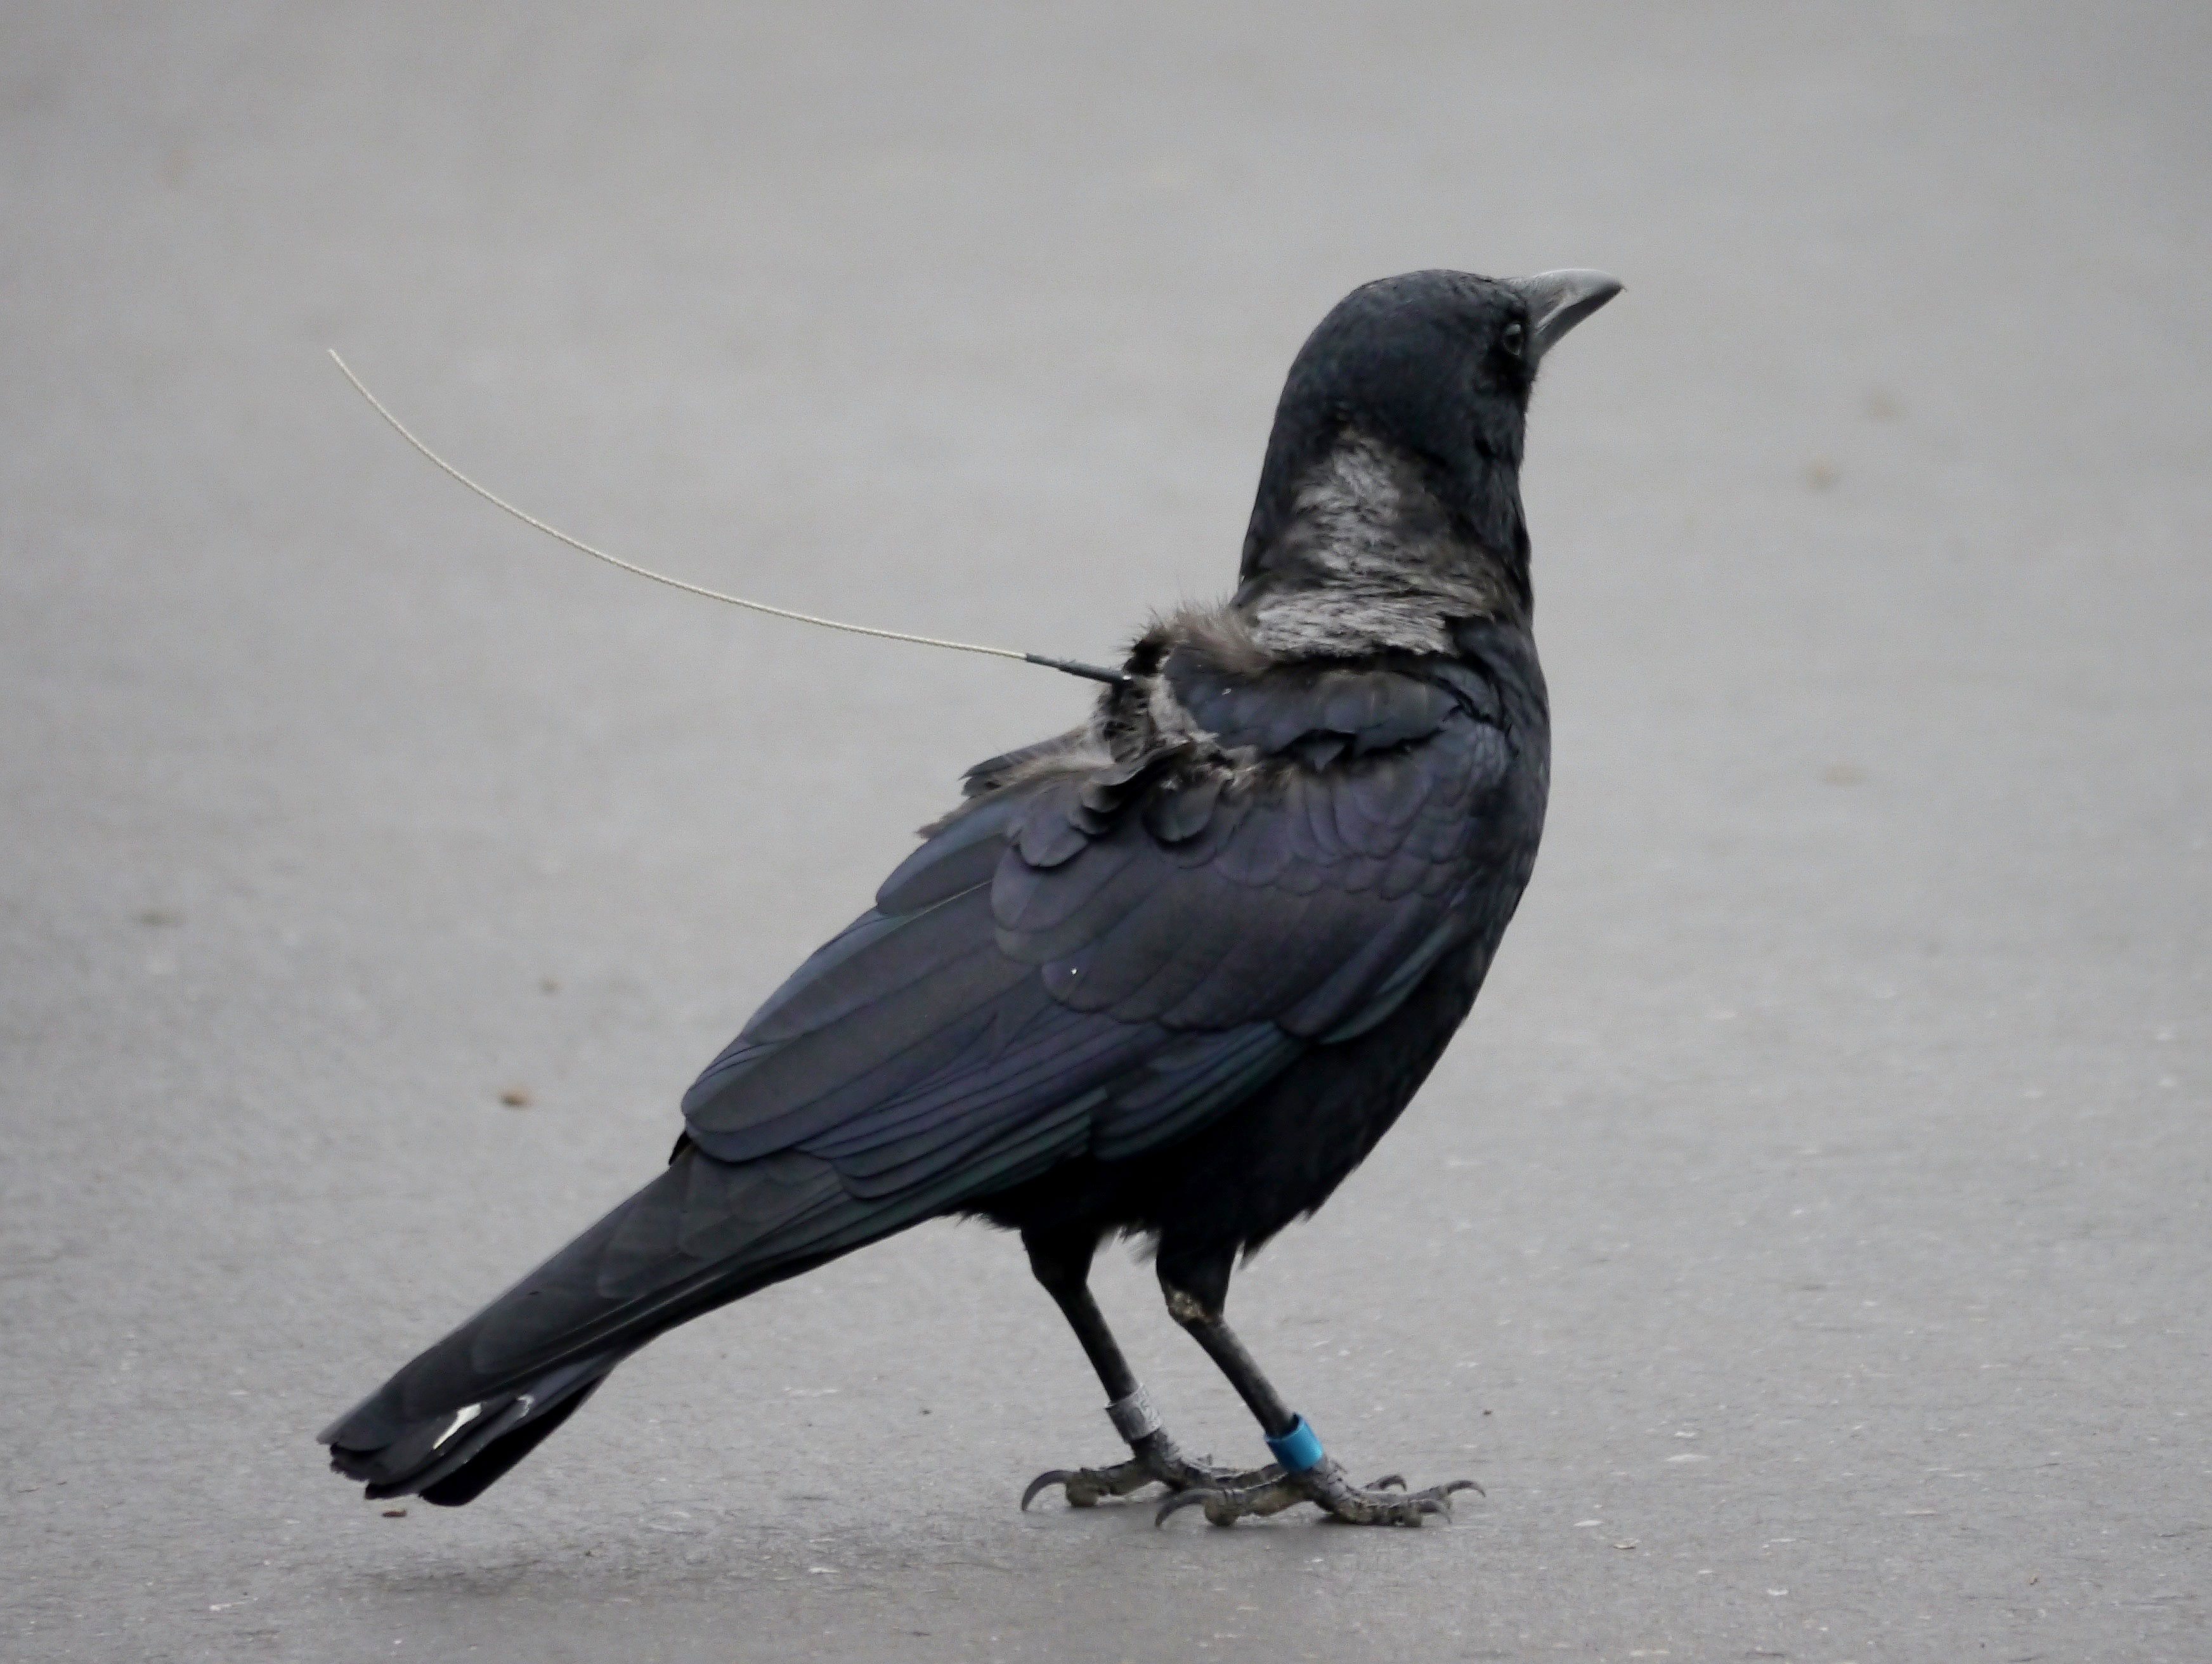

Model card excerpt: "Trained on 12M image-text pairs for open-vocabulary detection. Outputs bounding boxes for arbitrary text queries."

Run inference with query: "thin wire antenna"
[328,351,1129,686]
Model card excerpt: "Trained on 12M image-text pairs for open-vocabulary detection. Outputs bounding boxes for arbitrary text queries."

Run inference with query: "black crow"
[322,267,1620,1527]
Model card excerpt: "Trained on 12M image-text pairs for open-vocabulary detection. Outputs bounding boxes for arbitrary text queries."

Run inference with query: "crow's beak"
[1506,270,1623,360]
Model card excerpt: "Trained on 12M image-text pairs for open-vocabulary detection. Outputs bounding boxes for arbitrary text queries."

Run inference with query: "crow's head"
[1239,269,1619,613]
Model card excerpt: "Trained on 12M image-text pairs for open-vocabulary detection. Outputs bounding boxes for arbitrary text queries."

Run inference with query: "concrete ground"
[3,4,2206,1660]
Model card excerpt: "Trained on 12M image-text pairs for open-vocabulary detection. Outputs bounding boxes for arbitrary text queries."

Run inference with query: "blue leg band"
[1265,1414,1326,1474]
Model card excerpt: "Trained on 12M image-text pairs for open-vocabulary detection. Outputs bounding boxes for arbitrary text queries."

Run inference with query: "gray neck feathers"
[1239,434,1513,658]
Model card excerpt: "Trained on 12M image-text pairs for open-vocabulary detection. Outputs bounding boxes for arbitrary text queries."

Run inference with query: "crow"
[322,267,1620,1528]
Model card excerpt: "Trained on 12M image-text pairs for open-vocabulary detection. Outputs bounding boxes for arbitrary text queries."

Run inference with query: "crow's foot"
[1154,1457,1481,1527]
[1022,1432,1281,1510]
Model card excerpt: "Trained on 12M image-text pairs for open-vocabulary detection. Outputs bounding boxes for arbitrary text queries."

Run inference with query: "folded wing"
[681,656,1516,1197]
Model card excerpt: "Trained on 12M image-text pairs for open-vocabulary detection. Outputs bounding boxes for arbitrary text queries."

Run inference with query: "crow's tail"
[320,1147,903,1505]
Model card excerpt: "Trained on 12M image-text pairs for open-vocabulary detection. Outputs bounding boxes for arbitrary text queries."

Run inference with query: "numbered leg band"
[1265,1414,1326,1474]
[1105,1386,1162,1443]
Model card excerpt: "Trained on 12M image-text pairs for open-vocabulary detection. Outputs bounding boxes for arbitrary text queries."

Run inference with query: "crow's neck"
[1233,433,1529,659]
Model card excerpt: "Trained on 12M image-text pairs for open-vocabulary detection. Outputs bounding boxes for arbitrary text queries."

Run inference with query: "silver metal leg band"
[1105,1386,1162,1443]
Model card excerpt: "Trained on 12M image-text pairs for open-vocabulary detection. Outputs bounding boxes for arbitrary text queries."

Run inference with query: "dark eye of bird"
[1500,321,1526,357]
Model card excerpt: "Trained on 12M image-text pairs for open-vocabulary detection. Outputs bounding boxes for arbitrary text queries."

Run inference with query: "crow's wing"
[681,656,1516,1195]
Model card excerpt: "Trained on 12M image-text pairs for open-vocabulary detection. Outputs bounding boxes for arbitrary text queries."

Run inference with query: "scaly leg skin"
[1020,1228,1280,1510]
[1022,1426,1282,1510]
[1149,1250,1485,1528]
[1155,1458,1480,1527]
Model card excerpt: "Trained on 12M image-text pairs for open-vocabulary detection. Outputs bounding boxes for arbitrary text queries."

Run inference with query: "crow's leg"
[1018,1226,1281,1510]
[1151,1245,1480,1528]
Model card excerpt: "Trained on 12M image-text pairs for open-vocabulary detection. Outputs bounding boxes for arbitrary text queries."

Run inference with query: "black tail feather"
[320,1147,907,1504]
[417,1372,608,1505]
[328,1351,621,1502]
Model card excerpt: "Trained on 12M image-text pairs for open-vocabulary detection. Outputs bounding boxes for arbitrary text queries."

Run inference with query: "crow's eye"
[1500,321,1526,358]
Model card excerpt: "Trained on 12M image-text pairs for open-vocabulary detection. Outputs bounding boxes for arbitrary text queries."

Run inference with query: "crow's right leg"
[1018,1226,1281,1510]
[1149,1245,1479,1527]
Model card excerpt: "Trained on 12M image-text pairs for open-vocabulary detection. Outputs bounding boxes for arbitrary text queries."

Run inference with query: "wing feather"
[679,657,1518,1200]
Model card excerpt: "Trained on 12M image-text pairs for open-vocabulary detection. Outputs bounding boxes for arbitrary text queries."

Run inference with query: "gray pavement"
[3,4,2208,1660]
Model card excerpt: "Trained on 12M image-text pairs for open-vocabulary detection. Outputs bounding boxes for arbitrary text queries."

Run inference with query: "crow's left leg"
[1018,1226,1282,1510]
[1151,1244,1480,1528]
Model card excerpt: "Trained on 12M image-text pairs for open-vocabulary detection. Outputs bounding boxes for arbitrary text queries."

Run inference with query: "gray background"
[3,4,2206,1660]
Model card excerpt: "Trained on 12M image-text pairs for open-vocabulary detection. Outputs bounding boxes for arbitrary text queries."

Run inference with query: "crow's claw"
[1021,1467,1091,1510]
[1154,1457,1482,1528]
[1021,1458,1155,1509]
[1022,1434,1281,1511]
